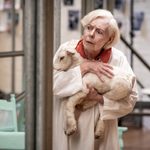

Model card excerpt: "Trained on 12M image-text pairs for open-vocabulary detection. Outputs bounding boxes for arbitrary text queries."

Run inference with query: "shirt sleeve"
[101,52,138,120]
[53,66,83,98]
[53,41,83,98]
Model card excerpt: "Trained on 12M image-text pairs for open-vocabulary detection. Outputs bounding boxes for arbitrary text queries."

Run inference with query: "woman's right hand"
[80,60,114,82]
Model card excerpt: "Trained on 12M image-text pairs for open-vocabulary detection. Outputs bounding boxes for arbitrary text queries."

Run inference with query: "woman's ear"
[103,34,115,49]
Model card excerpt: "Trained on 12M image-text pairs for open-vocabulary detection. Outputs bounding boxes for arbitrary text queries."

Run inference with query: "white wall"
[61,0,82,44]
[113,0,150,129]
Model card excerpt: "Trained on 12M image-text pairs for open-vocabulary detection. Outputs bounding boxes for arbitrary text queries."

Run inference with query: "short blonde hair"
[81,9,120,49]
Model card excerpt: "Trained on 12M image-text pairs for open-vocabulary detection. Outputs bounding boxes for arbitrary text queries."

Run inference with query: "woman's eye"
[87,25,92,30]
[96,29,102,34]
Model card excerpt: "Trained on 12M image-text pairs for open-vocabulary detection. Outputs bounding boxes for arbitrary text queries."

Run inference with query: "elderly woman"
[53,9,138,150]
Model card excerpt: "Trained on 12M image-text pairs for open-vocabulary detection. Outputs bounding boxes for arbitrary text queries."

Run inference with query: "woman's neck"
[84,49,101,60]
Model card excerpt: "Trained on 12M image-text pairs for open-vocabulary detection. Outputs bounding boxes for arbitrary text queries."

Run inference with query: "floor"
[123,127,150,150]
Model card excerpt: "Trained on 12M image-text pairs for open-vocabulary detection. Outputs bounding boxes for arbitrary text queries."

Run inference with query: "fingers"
[83,61,114,80]
[103,63,113,69]
[94,62,113,79]
[101,66,114,78]
[95,73,105,82]
[86,84,92,90]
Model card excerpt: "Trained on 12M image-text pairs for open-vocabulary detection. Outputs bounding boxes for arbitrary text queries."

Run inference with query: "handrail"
[121,35,150,71]
[16,91,25,102]
[137,79,144,88]
[0,51,24,58]
[121,35,150,90]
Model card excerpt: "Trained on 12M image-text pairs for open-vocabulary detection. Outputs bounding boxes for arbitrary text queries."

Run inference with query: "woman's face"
[82,17,111,57]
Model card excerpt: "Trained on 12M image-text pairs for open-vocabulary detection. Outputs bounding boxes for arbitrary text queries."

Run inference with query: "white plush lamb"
[53,47,132,138]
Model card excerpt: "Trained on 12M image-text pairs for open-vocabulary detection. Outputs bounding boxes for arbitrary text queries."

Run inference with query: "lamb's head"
[53,49,75,71]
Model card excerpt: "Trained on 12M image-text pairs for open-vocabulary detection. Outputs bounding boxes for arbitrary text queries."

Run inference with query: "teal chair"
[0,94,25,150]
[118,127,128,150]
[16,99,25,132]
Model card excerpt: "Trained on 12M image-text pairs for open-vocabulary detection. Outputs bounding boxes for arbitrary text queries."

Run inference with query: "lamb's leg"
[65,91,87,135]
[95,118,105,139]
[104,78,131,101]
[82,100,98,110]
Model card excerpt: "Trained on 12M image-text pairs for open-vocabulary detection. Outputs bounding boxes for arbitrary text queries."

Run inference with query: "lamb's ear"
[66,50,75,56]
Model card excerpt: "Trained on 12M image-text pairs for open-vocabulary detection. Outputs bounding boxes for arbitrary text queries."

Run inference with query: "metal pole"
[82,0,94,16]
[24,0,54,149]
[24,0,36,149]
[11,0,16,93]
[106,0,115,13]
[42,0,53,149]
[36,0,53,149]
[54,0,61,51]
[36,0,45,149]
[130,0,134,68]
[0,51,24,58]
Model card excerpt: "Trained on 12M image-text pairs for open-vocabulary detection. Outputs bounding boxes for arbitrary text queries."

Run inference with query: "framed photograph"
[115,0,125,11]
[64,0,74,6]
[94,0,103,9]
[4,0,12,9]
[68,10,79,30]
[133,11,144,31]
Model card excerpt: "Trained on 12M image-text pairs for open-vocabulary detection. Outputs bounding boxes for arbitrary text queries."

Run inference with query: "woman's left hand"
[85,86,104,104]
[80,60,114,82]
[76,86,103,111]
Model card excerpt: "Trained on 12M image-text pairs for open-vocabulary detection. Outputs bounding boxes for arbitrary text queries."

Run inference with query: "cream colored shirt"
[53,40,138,150]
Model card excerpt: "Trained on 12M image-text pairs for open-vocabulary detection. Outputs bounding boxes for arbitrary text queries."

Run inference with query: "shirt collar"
[75,40,112,63]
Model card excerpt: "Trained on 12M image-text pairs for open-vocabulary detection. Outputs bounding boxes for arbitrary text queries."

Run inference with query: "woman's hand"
[76,86,103,111]
[80,60,114,82]
[85,86,104,104]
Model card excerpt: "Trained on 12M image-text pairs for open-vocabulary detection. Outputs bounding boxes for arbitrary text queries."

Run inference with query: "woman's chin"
[84,43,94,50]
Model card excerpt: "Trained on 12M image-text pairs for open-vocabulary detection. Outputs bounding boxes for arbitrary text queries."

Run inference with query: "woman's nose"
[89,29,95,38]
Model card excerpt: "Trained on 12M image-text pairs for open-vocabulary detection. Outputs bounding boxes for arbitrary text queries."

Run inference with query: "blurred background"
[0,0,150,149]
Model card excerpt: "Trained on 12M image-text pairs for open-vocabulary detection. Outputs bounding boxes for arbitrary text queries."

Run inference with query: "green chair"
[0,94,25,150]
[118,127,128,150]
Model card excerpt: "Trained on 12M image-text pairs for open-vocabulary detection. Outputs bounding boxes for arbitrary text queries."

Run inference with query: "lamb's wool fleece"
[54,47,132,101]
[53,47,132,136]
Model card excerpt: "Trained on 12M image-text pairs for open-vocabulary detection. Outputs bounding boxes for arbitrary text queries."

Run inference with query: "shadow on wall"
[0,90,9,100]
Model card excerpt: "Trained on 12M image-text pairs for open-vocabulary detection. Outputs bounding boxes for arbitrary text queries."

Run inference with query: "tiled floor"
[123,127,150,150]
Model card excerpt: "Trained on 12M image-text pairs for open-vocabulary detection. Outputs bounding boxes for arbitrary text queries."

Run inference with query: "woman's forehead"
[89,17,110,29]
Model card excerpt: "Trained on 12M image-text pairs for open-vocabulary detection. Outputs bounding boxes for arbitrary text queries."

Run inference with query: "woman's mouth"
[86,41,94,44]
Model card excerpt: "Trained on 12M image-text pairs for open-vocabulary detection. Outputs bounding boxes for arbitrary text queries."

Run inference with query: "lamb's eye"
[60,56,64,61]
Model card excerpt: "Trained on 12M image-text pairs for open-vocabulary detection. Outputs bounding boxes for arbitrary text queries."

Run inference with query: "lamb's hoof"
[64,129,75,136]
[64,124,77,136]
[94,131,104,139]
[95,134,100,139]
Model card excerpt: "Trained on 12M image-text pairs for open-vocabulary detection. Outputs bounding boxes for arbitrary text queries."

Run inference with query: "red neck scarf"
[75,40,112,63]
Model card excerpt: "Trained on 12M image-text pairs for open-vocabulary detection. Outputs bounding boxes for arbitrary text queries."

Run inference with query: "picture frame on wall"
[64,0,74,6]
[68,10,79,30]
[94,0,103,9]
[115,0,125,12]
[133,11,144,31]
[4,0,12,9]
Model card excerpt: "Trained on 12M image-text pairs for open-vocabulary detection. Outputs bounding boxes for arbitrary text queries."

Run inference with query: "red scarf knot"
[75,40,112,63]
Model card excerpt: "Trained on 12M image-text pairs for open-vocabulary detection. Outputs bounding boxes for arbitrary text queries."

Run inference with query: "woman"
[53,9,138,150]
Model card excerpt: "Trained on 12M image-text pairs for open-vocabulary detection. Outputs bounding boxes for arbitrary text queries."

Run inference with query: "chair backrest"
[17,98,25,131]
[0,94,25,150]
[0,94,18,131]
